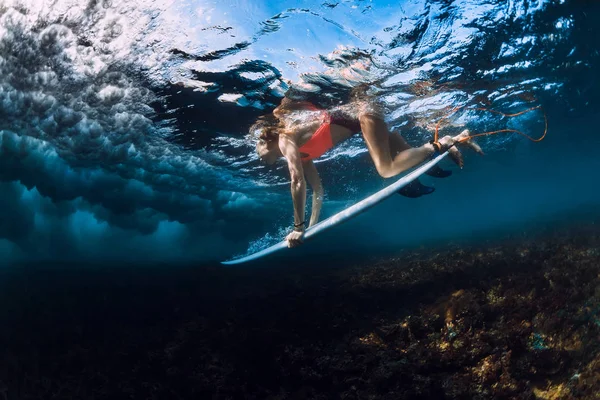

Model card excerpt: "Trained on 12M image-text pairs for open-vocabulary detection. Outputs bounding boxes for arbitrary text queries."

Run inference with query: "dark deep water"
[1,0,600,398]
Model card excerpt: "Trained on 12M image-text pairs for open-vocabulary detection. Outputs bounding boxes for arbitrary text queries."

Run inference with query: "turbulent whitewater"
[0,0,597,264]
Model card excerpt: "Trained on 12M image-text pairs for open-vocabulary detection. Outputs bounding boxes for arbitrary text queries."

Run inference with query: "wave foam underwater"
[0,0,598,265]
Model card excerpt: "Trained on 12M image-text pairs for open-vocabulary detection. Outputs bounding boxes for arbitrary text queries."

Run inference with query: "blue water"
[0,0,598,266]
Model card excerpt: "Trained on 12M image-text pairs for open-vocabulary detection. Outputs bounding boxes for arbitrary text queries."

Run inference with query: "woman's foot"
[397,179,435,198]
[454,129,484,155]
[439,129,485,169]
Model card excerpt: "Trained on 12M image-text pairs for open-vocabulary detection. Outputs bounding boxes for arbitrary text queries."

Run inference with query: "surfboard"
[221,152,449,265]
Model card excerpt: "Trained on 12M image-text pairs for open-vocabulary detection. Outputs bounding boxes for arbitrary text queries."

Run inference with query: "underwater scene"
[0,0,599,398]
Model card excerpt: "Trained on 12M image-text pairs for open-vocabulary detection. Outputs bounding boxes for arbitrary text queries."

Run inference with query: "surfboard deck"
[221,152,449,265]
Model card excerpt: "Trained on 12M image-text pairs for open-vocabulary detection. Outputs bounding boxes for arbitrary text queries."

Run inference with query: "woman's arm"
[278,135,307,247]
[302,160,323,227]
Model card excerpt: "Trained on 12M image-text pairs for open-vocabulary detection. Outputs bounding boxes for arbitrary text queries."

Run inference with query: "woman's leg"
[389,128,452,178]
[388,130,411,157]
[359,114,432,178]
[386,127,437,197]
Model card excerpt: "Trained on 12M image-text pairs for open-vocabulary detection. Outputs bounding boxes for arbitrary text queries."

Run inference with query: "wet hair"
[250,114,280,143]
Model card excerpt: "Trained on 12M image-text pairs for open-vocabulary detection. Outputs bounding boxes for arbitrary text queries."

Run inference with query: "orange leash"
[432,105,548,146]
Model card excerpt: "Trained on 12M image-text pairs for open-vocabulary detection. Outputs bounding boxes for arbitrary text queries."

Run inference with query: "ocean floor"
[1,224,599,399]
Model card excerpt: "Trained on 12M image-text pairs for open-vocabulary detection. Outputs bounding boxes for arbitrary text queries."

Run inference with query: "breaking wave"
[0,0,597,264]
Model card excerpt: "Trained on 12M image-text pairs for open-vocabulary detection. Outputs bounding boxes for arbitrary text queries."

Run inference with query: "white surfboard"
[222,152,449,265]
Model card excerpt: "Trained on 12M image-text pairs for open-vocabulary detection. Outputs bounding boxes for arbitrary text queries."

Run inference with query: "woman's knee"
[373,162,394,178]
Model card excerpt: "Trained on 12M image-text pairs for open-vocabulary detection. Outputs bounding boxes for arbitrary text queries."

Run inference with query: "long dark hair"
[250,113,280,143]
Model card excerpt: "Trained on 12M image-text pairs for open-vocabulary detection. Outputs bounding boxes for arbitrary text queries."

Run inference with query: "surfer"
[253,96,482,248]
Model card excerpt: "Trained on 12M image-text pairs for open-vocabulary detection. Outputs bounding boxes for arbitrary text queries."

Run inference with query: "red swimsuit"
[297,106,362,161]
[298,112,333,161]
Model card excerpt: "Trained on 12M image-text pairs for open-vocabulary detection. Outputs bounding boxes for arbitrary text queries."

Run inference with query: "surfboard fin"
[425,165,452,178]
[397,179,435,198]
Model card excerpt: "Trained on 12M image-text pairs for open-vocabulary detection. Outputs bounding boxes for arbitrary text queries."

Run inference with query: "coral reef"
[0,225,599,399]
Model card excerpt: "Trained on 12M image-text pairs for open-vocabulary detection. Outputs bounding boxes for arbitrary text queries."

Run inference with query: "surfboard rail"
[222,152,449,265]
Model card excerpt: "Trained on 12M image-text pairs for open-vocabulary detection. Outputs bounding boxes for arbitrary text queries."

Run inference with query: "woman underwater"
[253,79,483,248]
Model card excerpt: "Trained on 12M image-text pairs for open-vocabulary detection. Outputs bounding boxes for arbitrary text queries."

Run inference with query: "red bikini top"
[298,107,333,161]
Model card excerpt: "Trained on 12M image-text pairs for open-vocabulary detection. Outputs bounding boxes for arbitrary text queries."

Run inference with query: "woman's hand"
[286,229,305,248]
